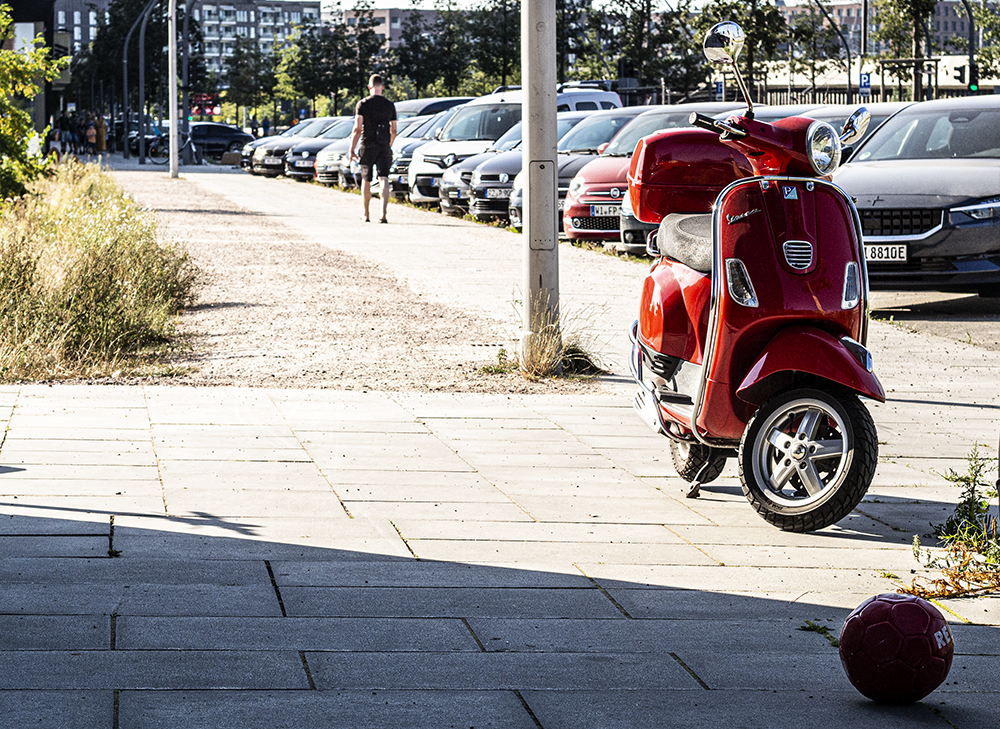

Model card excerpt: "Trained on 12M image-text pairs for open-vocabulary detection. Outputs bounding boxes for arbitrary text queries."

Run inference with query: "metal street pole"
[122,0,157,159]
[182,0,195,163]
[521,0,560,373]
[168,0,178,177]
[138,0,158,164]
[959,0,977,93]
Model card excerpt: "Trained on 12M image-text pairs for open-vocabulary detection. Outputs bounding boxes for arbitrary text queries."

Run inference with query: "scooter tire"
[738,387,877,533]
[670,440,727,485]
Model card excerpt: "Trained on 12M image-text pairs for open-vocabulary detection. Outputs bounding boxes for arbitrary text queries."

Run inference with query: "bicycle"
[147,132,199,165]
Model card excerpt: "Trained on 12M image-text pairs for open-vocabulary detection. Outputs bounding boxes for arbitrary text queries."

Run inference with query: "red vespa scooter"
[627,21,884,532]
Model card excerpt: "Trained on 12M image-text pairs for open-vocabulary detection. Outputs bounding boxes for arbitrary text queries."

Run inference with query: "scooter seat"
[657,213,713,273]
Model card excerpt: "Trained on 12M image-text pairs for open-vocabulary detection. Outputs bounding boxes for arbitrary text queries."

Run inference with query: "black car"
[438,117,530,217]
[189,122,254,157]
[283,117,355,181]
[251,117,340,176]
[468,112,594,222]
[834,95,1000,296]
[242,119,317,171]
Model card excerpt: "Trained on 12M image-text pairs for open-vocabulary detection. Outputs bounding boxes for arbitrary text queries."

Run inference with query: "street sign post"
[859,73,871,97]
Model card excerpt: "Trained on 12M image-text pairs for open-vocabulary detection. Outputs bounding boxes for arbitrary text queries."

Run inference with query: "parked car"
[251,117,341,176]
[189,122,255,157]
[562,102,743,248]
[371,111,455,198]
[834,95,1000,296]
[438,119,527,216]
[407,86,622,204]
[394,96,474,119]
[242,119,316,171]
[282,117,354,181]
[508,105,656,233]
[465,111,594,221]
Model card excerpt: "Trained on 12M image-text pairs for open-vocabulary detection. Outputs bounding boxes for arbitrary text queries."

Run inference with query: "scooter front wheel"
[738,388,877,532]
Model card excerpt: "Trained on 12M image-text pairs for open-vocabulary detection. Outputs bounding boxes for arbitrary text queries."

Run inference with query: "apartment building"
[778,0,980,55]
[52,1,320,73]
[340,6,438,52]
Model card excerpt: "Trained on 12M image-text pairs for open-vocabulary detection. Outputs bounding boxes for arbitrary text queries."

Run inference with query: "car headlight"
[568,176,585,198]
[806,121,842,176]
[471,170,482,186]
[512,171,524,192]
[442,165,463,183]
[620,188,634,218]
[951,197,1000,221]
[242,144,252,154]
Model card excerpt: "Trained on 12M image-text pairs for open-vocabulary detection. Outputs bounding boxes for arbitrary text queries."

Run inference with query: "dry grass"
[0,159,200,381]
[517,291,607,380]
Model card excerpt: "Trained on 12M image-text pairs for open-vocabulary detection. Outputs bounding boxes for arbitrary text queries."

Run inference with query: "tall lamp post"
[121,0,157,159]
[137,0,158,164]
[521,0,559,373]
[168,0,178,177]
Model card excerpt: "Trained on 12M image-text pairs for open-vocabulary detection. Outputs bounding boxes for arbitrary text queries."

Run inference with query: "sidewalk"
[0,158,997,728]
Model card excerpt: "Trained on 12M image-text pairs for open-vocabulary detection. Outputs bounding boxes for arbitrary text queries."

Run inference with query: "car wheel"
[227,141,242,153]
[738,387,877,532]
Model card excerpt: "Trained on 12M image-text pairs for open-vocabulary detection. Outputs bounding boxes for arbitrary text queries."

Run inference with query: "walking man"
[349,74,397,223]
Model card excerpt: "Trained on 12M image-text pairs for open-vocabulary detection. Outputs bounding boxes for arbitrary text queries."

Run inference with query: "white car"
[407,85,622,204]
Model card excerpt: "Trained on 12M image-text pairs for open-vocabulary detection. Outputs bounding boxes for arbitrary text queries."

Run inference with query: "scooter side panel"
[638,260,711,364]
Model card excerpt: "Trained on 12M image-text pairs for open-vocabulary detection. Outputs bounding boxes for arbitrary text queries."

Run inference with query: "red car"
[562,103,743,245]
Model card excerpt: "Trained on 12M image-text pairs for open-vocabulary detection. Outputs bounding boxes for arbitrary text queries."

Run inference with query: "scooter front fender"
[735,327,886,405]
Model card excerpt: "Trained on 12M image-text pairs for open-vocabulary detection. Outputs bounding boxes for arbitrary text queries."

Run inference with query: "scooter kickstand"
[686,481,702,499]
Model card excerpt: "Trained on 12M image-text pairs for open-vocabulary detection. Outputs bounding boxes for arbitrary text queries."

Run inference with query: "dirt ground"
[110,169,598,394]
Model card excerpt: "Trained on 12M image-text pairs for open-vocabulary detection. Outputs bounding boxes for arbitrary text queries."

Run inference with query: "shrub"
[0,160,200,380]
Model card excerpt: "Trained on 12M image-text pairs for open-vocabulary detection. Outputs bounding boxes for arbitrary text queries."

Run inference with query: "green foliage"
[0,5,68,199]
[870,0,938,95]
[468,0,520,89]
[789,4,846,100]
[698,0,788,99]
[225,36,278,110]
[948,3,1000,81]
[0,161,200,380]
[934,443,999,547]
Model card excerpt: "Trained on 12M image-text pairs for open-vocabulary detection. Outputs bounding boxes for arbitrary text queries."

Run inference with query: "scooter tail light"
[842,261,860,309]
[725,258,758,307]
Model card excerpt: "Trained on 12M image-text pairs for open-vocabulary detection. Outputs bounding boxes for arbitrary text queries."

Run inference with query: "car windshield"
[294,119,334,138]
[395,117,425,138]
[421,106,461,139]
[557,111,640,153]
[491,121,523,151]
[440,103,521,141]
[853,107,1000,161]
[319,118,355,139]
[602,111,698,156]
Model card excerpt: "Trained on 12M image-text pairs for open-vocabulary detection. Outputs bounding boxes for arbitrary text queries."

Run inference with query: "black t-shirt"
[355,95,396,147]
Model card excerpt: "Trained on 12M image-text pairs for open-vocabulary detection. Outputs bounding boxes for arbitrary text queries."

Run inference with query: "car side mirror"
[435,128,444,140]
[840,108,870,146]
[597,142,609,155]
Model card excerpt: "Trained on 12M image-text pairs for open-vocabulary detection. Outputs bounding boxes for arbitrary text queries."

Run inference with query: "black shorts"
[358,144,392,181]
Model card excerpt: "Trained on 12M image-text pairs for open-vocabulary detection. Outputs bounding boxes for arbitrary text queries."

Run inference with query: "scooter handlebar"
[688,112,747,139]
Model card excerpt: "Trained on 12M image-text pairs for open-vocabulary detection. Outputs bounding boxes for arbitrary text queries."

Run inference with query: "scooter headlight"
[725,258,758,307]
[806,121,842,176]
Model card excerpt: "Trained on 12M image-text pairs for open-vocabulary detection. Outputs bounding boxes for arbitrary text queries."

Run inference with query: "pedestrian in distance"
[95,115,107,156]
[262,116,271,136]
[349,74,397,224]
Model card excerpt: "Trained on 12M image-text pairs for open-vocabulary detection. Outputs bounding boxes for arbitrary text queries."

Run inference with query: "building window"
[74,11,81,24]
[74,26,81,40]
[57,10,66,26]
[237,10,248,22]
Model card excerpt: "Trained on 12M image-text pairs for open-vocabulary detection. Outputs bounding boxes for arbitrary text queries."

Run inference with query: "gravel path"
[111,167,597,393]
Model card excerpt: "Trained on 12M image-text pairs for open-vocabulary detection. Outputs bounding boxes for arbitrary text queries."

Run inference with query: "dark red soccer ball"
[839,593,955,703]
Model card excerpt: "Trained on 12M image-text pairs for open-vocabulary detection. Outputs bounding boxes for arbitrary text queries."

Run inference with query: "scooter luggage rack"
[630,174,873,450]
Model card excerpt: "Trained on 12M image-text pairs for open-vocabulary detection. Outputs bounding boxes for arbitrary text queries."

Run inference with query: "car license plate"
[450,189,462,199]
[398,175,406,185]
[865,244,907,263]
[590,204,620,216]
[557,200,564,211]
[295,160,313,167]
[431,178,439,187]
[263,156,281,165]
[487,188,511,199]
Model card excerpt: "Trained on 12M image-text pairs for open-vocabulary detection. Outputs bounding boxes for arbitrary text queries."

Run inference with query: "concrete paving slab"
[152,424,299,440]
[0,690,111,728]
[305,651,702,690]
[394,521,686,544]
[116,616,476,651]
[521,689,944,729]
[1,438,155,454]
[345,500,534,522]
[162,488,350,519]
[938,594,1000,625]
[282,586,623,619]
[0,557,270,585]
[407,539,720,566]
[0,449,155,466]
[698,544,918,571]
[117,689,539,729]
[113,584,282,617]
[269,560,589,588]
[336,482,513,503]
[0,651,308,689]
[504,494,716,525]
[0,615,109,650]
[323,468,497,487]
[1,464,159,481]
[606,588,864,621]
[0,512,112,535]
[154,446,314,462]
[0,536,109,558]
[157,459,331,489]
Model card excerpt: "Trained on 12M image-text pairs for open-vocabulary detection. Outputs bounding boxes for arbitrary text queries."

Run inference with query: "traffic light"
[969,64,979,93]
[954,65,966,84]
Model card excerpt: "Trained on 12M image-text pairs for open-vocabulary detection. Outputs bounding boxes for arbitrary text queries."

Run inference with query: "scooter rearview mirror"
[704,21,745,66]
[840,108,871,147]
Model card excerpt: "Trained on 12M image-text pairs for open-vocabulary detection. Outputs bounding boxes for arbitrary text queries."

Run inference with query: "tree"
[349,0,385,94]
[698,0,788,101]
[789,4,845,102]
[469,0,520,90]
[949,2,1000,83]
[870,0,938,99]
[0,4,69,198]
[556,0,596,83]
[430,0,472,95]
[224,36,277,116]
[391,2,437,94]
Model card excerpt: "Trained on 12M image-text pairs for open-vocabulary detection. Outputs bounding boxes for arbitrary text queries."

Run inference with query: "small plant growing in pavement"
[516,292,606,380]
[903,443,1000,598]
[798,620,840,647]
